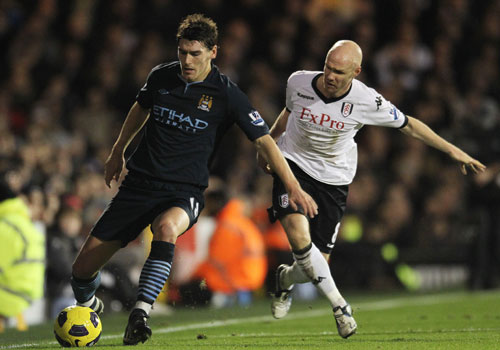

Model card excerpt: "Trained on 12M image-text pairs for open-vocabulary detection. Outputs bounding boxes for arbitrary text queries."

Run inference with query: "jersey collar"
[312,73,352,104]
[176,62,217,85]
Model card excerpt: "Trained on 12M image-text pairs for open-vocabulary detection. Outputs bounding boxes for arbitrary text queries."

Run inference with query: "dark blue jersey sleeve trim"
[398,114,409,129]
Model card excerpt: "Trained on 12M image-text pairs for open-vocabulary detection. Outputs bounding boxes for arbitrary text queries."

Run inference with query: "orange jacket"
[251,207,291,251]
[195,199,267,294]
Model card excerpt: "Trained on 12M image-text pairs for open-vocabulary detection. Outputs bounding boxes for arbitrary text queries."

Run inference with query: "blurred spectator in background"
[0,177,45,332]
[194,187,267,308]
[46,206,83,318]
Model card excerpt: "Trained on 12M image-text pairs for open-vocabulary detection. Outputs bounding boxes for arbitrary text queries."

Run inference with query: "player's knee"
[281,215,309,247]
[153,220,181,243]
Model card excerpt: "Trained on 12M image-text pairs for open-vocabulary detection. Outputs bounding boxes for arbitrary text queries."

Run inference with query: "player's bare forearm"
[112,102,150,154]
[104,102,150,187]
[400,116,451,151]
[254,135,293,183]
[254,134,318,217]
[400,116,486,174]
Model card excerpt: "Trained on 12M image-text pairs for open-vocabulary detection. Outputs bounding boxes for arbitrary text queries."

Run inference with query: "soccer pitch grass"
[2,290,500,349]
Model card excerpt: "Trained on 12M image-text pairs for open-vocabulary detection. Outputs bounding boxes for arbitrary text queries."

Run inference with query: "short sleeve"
[227,84,270,141]
[360,87,408,129]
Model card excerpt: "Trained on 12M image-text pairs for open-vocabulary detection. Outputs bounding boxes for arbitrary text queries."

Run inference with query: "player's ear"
[210,45,218,59]
[354,65,362,77]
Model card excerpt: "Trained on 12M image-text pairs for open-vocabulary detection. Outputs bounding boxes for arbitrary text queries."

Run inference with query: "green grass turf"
[2,289,500,349]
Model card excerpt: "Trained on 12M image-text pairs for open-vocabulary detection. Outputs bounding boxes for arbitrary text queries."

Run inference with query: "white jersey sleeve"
[349,82,408,129]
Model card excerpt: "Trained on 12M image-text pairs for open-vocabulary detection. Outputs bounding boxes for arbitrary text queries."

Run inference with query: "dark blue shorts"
[90,174,204,247]
[268,160,348,254]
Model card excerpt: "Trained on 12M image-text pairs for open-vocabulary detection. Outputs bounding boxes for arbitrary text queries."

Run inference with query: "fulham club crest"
[341,102,353,117]
[279,194,289,208]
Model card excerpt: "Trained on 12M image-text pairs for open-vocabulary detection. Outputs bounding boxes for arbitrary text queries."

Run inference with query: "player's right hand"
[104,152,125,188]
[448,146,486,175]
[287,184,318,218]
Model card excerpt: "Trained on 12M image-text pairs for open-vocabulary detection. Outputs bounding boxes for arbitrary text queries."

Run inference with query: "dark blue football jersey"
[127,62,269,188]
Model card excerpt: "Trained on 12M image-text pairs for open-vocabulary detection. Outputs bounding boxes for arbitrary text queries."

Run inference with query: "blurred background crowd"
[0,0,499,328]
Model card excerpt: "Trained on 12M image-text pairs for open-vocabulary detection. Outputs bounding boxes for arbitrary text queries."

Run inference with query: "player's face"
[322,53,360,98]
[178,39,217,82]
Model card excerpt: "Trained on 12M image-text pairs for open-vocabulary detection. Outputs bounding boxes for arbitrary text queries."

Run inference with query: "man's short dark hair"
[176,14,218,50]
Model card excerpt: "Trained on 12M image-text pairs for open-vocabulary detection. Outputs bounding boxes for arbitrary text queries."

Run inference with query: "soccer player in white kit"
[260,40,486,339]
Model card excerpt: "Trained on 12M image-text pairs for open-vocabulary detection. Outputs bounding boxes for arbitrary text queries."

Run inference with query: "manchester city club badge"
[197,94,213,112]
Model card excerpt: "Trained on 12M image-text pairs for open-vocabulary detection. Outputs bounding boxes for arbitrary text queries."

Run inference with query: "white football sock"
[135,300,152,315]
[77,295,95,308]
[293,243,346,308]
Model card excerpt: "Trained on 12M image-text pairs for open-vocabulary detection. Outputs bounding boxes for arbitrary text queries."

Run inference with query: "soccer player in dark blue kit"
[69,14,318,345]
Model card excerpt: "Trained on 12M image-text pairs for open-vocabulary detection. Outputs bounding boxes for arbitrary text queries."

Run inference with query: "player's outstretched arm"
[400,116,486,175]
[104,102,150,187]
[254,134,318,218]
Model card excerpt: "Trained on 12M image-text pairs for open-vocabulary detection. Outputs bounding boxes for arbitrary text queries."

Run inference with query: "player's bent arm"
[111,102,150,154]
[269,108,291,141]
[254,134,318,217]
[104,102,150,187]
[400,116,486,175]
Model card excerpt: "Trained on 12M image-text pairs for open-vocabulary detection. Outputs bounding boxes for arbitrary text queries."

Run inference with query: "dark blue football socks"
[137,240,175,304]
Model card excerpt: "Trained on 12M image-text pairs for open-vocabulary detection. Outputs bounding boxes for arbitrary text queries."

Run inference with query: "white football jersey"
[278,70,407,185]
